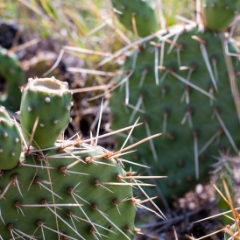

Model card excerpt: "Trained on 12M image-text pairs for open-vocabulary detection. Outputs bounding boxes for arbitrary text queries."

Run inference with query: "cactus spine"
[224,223,239,239]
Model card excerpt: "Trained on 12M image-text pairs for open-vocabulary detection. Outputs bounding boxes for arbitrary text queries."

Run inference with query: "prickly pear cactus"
[110,23,240,201]
[20,77,72,149]
[111,0,159,37]
[0,142,138,239]
[0,76,161,239]
[0,106,21,170]
[0,47,25,111]
[203,0,240,31]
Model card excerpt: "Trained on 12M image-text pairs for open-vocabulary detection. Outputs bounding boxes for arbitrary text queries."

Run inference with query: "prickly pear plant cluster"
[0,77,162,239]
[110,1,240,201]
[0,47,25,111]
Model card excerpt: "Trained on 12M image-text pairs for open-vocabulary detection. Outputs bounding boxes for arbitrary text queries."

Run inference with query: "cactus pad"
[0,106,21,170]
[111,0,159,37]
[203,0,240,31]
[0,141,139,239]
[110,24,240,201]
[20,77,72,149]
[0,47,25,111]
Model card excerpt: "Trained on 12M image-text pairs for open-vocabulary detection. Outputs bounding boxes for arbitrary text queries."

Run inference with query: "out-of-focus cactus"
[0,47,25,111]
[203,0,240,31]
[110,0,159,37]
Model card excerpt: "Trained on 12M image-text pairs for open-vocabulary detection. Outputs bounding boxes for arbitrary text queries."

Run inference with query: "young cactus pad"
[0,47,25,111]
[0,106,21,170]
[20,77,72,149]
[110,23,240,201]
[111,0,158,37]
[0,140,146,239]
[203,0,240,31]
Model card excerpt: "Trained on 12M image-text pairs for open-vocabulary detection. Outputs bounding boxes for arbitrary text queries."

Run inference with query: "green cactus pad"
[110,24,240,201]
[203,0,240,31]
[0,47,25,111]
[111,0,159,37]
[0,106,21,170]
[0,142,137,239]
[20,77,72,149]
